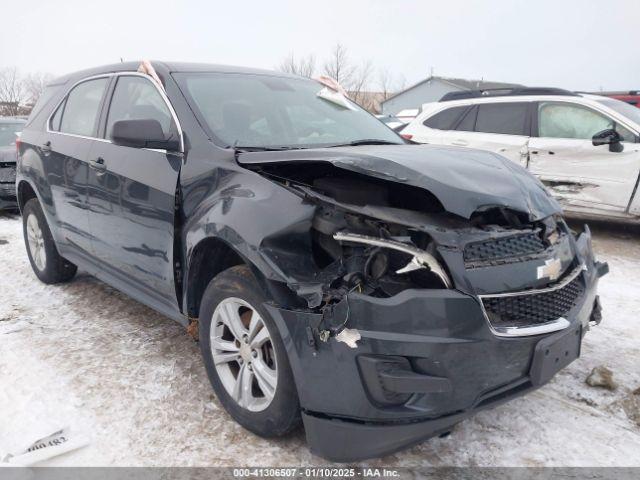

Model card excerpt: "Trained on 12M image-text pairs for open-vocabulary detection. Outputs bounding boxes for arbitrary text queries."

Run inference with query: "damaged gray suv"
[16,61,608,461]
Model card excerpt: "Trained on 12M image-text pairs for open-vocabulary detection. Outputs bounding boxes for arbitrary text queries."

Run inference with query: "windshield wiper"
[234,145,302,152]
[326,139,403,147]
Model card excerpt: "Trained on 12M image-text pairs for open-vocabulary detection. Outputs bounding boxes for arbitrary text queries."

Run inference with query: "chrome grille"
[481,269,585,330]
[0,164,16,183]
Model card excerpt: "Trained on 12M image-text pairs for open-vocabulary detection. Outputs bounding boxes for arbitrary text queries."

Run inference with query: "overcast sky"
[2,0,638,92]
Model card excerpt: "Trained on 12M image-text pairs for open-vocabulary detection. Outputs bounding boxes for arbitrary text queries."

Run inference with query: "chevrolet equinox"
[16,61,608,461]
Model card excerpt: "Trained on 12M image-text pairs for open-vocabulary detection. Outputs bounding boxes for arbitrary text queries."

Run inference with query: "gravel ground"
[1,212,639,467]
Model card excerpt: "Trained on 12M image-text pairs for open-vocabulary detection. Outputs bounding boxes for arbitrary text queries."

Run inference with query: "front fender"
[182,165,318,298]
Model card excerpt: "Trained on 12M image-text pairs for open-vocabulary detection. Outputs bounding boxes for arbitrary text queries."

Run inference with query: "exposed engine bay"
[243,159,569,312]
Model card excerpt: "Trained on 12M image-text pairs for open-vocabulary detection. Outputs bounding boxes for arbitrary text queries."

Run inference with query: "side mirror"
[592,128,624,153]
[111,119,180,151]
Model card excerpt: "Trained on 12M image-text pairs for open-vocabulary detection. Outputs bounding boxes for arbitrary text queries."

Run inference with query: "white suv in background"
[402,88,640,222]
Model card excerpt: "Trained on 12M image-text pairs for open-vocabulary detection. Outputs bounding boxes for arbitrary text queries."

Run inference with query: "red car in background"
[596,91,640,108]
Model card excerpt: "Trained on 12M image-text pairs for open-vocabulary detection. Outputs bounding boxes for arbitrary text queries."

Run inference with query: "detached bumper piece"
[304,324,584,462]
[272,226,605,462]
[302,377,536,462]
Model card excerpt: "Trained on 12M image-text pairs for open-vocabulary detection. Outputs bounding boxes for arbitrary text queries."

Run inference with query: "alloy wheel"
[210,297,278,412]
[26,213,46,271]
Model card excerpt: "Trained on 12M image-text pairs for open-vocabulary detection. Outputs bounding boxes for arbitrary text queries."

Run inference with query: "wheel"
[22,198,77,284]
[199,265,301,437]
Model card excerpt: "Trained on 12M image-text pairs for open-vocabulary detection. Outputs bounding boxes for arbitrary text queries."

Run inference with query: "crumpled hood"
[0,146,17,164]
[238,144,561,220]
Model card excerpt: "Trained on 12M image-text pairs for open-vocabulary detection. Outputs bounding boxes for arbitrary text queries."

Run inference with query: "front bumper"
[0,163,17,210]
[0,185,18,210]
[267,230,606,462]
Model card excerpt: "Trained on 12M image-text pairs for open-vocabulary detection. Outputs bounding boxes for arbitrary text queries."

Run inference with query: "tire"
[22,198,77,284]
[199,265,301,437]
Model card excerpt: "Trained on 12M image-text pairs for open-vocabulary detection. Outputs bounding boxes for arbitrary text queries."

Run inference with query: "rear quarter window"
[58,78,109,137]
[423,106,467,130]
[27,85,60,122]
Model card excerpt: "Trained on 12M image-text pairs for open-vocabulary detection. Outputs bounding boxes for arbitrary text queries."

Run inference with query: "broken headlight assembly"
[308,207,454,303]
[332,231,452,289]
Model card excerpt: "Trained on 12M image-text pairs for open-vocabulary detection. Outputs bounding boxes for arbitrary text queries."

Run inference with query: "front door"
[528,101,640,214]
[86,74,182,312]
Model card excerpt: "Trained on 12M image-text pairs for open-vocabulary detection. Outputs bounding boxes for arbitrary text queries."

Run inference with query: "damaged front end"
[237,145,608,461]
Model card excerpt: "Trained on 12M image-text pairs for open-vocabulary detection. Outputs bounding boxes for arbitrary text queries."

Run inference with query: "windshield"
[0,122,24,147]
[595,98,640,128]
[174,73,402,149]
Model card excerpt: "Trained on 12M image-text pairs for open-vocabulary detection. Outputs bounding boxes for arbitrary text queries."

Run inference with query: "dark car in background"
[0,117,26,210]
[15,61,607,461]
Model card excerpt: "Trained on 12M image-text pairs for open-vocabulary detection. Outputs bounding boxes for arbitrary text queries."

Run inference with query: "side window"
[455,106,477,132]
[538,102,632,141]
[616,124,635,143]
[475,103,528,135]
[59,78,109,137]
[106,76,175,139]
[423,106,467,130]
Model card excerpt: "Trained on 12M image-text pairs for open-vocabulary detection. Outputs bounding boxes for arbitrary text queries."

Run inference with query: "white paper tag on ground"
[1,427,89,466]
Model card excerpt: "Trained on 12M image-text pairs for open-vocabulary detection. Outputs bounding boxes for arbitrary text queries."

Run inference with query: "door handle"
[41,141,51,153]
[89,157,107,173]
[451,140,468,146]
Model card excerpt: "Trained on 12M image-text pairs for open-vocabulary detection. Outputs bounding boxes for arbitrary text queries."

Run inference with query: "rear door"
[448,102,532,167]
[41,76,110,257]
[528,101,640,213]
[86,74,182,310]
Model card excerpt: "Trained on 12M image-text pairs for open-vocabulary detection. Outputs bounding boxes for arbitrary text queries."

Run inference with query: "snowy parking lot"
[1,212,639,467]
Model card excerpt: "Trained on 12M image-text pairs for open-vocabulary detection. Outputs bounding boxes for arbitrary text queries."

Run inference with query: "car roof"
[50,61,301,85]
[415,92,640,131]
[423,94,592,109]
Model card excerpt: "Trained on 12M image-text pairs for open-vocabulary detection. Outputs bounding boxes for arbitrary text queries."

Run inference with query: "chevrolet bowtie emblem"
[537,258,562,281]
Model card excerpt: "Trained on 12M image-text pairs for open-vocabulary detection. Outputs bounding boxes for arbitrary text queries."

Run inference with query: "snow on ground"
[0,213,639,466]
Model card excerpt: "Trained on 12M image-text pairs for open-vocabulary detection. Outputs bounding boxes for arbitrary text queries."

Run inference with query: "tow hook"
[595,261,609,278]
[589,296,603,327]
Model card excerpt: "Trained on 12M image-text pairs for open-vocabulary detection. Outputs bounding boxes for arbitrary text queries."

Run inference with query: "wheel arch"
[185,236,302,319]
[17,179,38,213]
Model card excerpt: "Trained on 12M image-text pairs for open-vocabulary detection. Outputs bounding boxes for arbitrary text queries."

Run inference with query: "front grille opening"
[482,273,585,329]
[464,232,547,266]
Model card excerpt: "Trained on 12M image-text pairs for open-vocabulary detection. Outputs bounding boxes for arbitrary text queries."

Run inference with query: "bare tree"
[0,68,26,116]
[378,68,406,100]
[24,72,54,106]
[349,60,376,110]
[322,44,354,87]
[278,53,316,78]
[378,67,393,101]
[279,44,405,114]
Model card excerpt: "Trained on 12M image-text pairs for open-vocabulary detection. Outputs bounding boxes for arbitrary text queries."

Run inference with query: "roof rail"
[439,87,578,102]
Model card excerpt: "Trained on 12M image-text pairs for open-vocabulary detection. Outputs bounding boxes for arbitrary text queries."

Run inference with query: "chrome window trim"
[45,71,184,153]
[478,263,584,337]
[46,73,113,141]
